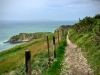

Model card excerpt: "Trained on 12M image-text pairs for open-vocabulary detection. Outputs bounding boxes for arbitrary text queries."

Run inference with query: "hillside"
[1,14,100,74]
[0,31,58,74]
[68,14,100,75]
[8,32,52,43]
[0,25,70,75]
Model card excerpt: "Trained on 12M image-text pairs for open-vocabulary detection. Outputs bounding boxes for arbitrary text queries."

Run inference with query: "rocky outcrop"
[8,32,52,43]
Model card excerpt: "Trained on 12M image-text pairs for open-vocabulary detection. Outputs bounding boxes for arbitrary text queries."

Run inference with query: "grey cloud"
[92,0,100,1]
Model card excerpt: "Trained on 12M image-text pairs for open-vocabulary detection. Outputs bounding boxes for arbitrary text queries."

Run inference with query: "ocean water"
[0,20,78,52]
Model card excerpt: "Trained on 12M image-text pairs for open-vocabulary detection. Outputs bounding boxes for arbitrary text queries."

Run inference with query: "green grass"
[0,33,57,75]
[44,32,67,75]
[0,29,68,75]
[69,29,100,75]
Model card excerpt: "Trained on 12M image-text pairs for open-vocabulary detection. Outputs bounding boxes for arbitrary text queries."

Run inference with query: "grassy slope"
[44,32,67,75]
[0,25,70,75]
[0,33,57,75]
[69,14,100,75]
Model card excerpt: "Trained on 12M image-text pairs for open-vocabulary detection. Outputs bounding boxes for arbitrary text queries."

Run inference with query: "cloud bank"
[0,0,100,21]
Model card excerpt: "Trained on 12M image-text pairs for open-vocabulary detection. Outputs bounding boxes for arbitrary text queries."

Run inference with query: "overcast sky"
[0,0,100,21]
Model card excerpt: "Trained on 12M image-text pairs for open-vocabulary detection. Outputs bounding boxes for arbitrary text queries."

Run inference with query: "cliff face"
[8,32,52,43]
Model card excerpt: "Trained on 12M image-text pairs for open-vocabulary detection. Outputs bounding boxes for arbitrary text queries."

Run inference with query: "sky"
[0,0,100,21]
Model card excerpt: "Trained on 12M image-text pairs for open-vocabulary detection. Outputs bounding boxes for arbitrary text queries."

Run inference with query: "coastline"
[0,20,76,52]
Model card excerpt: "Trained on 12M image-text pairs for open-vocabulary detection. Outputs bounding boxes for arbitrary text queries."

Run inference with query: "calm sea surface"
[0,20,78,52]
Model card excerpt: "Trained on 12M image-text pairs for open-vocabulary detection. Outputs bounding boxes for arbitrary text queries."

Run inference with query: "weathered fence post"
[25,50,31,75]
[47,36,50,67]
[53,36,56,58]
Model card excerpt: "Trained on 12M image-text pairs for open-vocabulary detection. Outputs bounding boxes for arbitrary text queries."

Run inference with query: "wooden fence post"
[47,36,50,67]
[53,36,56,58]
[25,50,31,75]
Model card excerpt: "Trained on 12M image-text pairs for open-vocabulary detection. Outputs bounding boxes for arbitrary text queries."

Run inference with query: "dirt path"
[61,33,94,75]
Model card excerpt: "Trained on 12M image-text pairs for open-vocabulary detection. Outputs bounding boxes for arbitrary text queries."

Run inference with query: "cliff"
[8,32,52,43]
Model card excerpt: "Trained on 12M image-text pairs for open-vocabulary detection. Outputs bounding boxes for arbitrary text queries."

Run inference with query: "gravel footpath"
[61,33,94,75]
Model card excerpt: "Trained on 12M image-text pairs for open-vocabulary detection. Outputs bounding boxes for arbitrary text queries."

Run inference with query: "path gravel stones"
[61,33,94,75]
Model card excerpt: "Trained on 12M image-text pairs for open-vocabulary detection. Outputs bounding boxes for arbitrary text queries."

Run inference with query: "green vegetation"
[8,32,52,43]
[0,33,55,75]
[0,25,68,75]
[59,25,71,30]
[54,25,71,33]
[69,14,100,75]
[0,25,70,75]
[44,32,67,75]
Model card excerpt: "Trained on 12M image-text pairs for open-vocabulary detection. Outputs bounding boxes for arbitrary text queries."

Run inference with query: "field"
[0,28,68,75]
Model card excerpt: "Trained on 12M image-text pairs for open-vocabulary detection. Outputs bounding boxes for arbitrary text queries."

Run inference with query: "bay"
[0,20,78,52]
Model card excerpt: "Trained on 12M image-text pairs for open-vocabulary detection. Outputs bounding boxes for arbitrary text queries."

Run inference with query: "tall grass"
[44,32,67,75]
[0,33,56,75]
[69,29,100,75]
[0,30,68,75]
[0,33,64,75]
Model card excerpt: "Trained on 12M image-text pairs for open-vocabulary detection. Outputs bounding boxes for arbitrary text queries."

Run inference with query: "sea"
[0,20,78,52]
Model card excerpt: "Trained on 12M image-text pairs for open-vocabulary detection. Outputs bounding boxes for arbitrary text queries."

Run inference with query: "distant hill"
[8,32,52,43]
[54,25,71,33]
